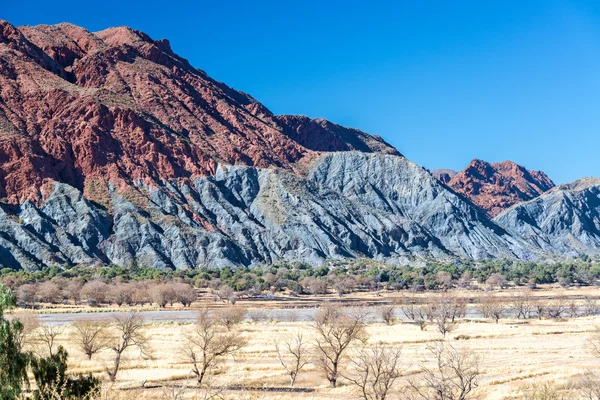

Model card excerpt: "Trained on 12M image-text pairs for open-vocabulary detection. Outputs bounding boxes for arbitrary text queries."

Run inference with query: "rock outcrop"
[494,178,600,256]
[446,159,554,217]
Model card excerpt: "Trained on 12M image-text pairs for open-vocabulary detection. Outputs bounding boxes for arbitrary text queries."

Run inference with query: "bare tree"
[214,284,236,303]
[36,281,62,304]
[546,298,569,319]
[214,308,247,331]
[533,298,547,320]
[409,343,482,400]
[182,309,246,385]
[584,297,600,317]
[313,306,368,388]
[477,295,505,323]
[344,344,403,400]
[109,283,133,307]
[81,280,109,306]
[173,283,197,307]
[11,312,39,351]
[510,291,534,319]
[35,324,64,356]
[73,321,109,360]
[274,331,311,387]
[575,371,600,400]
[17,283,37,307]
[485,273,506,290]
[377,306,395,326]
[432,296,456,338]
[105,313,151,382]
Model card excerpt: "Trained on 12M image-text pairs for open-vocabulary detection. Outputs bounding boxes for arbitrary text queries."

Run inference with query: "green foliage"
[31,346,99,400]
[0,284,30,400]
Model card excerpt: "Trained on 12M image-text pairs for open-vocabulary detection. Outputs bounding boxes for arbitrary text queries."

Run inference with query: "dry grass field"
[17,286,600,400]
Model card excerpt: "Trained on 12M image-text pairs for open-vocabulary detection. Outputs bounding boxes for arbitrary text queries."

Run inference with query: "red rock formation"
[0,20,397,205]
[446,159,554,217]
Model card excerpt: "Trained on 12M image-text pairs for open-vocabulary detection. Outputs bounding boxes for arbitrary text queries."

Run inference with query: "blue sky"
[4,1,600,183]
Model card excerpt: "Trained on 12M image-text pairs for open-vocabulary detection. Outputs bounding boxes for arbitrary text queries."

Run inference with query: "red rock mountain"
[0,21,398,205]
[444,159,555,217]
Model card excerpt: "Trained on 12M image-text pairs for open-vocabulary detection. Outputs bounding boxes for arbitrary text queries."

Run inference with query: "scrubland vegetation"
[2,257,600,398]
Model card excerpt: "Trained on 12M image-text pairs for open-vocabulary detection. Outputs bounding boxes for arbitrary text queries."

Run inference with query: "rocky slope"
[445,159,555,217]
[494,178,600,256]
[0,20,596,270]
[431,169,457,184]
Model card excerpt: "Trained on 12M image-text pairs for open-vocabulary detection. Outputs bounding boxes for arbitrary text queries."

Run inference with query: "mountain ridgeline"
[0,20,598,271]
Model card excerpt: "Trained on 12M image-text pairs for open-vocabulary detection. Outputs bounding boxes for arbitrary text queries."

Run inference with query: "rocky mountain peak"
[446,158,555,217]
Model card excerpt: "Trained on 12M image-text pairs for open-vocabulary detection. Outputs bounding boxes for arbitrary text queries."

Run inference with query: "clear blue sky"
[4,1,600,183]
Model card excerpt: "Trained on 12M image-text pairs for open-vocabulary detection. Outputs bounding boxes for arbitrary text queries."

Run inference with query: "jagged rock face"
[494,178,600,256]
[0,152,541,271]
[275,115,400,155]
[447,159,555,217]
[0,20,395,206]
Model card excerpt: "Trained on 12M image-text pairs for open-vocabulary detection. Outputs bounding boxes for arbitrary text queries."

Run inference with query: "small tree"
[35,325,63,357]
[105,313,151,382]
[274,331,311,387]
[377,306,395,326]
[73,321,109,360]
[0,284,30,399]
[477,295,505,323]
[174,283,197,307]
[30,345,99,400]
[214,308,247,331]
[313,306,368,388]
[182,309,246,385]
[81,281,108,306]
[344,344,403,400]
[409,343,481,400]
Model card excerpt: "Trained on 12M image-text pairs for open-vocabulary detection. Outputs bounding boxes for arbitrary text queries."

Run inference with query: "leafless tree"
[313,306,369,388]
[301,277,328,295]
[109,283,133,307]
[575,371,600,400]
[151,283,177,308]
[510,291,534,319]
[105,312,151,382]
[408,343,482,400]
[377,306,395,325]
[214,307,247,331]
[35,324,64,356]
[584,297,600,317]
[477,295,505,323]
[432,296,456,338]
[17,283,37,307]
[11,312,39,351]
[81,280,109,306]
[64,279,84,305]
[398,296,428,330]
[533,298,547,320]
[173,282,197,307]
[275,331,311,387]
[73,321,109,360]
[36,281,62,304]
[344,344,403,400]
[486,273,506,290]
[182,309,246,385]
[214,284,236,303]
[435,271,454,291]
[546,298,570,319]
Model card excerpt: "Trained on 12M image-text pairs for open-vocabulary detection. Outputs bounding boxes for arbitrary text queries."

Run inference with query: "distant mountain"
[444,159,554,217]
[494,178,600,256]
[0,20,596,270]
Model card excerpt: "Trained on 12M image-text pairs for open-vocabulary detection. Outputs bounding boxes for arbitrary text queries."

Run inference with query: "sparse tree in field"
[17,283,37,307]
[568,299,579,318]
[510,291,534,319]
[533,298,547,320]
[435,271,454,291]
[214,307,247,331]
[73,321,109,360]
[151,283,177,308]
[105,313,151,382]
[173,282,197,307]
[81,281,109,306]
[64,279,84,305]
[313,306,368,388]
[477,295,505,323]
[432,296,457,338]
[546,298,569,319]
[36,325,64,357]
[408,343,481,400]
[109,284,133,307]
[274,331,311,387]
[36,282,62,304]
[334,277,357,297]
[344,344,403,400]
[132,283,151,306]
[584,297,600,317]
[398,296,428,330]
[13,312,39,351]
[301,277,328,295]
[486,273,506,290]
[377,306,395,325]
[214,284,236,303]
[182,309,246,385]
